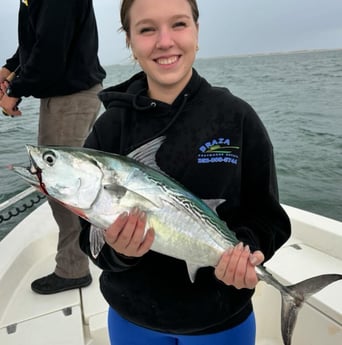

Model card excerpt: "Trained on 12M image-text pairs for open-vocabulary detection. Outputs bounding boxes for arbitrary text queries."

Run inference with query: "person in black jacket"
[80,0,291,344]
[0,0,106,294]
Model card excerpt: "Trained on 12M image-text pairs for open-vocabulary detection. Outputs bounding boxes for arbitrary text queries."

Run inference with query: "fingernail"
[244,244,250,253]
[140,211,146,220]
[237,242,244,250]
[120,211,128,219]
[249,254,258,265]
[131,207,138,215]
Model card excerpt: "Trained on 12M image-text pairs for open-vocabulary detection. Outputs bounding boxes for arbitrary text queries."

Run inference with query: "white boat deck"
[0,202,107,344]
[0,202,341,344]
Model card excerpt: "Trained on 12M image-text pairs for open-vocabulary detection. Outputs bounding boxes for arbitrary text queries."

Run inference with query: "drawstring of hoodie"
[128,92,190,152]
[132,89,157,111]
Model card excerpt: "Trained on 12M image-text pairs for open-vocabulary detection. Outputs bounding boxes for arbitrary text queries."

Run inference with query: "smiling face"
[126,0,199,103]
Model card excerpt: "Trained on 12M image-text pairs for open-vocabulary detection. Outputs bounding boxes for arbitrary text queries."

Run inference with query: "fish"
[11,136,342,345]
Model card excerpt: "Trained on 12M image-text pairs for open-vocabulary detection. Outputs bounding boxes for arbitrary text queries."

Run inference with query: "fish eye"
[42,151,57,166]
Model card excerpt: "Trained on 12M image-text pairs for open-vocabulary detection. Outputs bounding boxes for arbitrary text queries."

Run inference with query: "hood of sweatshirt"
[98,68,204,113]
[97,69,205,151]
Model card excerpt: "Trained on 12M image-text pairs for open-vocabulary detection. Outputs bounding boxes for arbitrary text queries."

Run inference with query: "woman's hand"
[104,207,155,257]
[215,242,264,289]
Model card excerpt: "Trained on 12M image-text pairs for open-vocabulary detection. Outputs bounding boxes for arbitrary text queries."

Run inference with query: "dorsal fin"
[127,136,166,171]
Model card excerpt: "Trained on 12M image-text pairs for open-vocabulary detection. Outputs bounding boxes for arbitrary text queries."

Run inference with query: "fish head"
[11,145,103,211]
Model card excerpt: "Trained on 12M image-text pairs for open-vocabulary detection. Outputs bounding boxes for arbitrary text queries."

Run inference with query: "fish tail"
[279,273,342,345]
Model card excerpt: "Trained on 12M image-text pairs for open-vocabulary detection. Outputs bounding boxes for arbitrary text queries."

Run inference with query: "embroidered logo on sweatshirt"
[197,138,239,165]
[22,0,29,6]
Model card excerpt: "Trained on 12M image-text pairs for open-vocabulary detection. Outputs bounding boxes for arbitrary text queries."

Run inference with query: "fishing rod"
[1,65,21,117]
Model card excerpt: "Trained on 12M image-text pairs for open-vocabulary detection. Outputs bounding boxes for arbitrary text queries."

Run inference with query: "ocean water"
[0,49,341,239]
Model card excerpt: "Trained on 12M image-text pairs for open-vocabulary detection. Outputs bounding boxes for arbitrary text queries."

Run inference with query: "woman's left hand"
[214,242,264,289]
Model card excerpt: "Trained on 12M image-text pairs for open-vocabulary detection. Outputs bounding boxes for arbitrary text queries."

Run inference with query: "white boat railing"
[0,187,37,212]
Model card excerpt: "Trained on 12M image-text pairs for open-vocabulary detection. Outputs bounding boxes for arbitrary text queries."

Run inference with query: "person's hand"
[0,68,11,101]
[0,92,22,116]
[0,81,6,100]
[0,67,11,83]
[215,242,264,289]
[104,207,155,257]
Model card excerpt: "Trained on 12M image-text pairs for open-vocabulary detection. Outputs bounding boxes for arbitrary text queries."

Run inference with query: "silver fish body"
[12,137,342,345]
[13,138,237,280]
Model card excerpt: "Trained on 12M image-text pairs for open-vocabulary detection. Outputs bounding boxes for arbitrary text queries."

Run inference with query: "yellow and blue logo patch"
[198,138,240,165]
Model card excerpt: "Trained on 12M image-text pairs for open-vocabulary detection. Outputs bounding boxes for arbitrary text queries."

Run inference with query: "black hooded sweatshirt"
[80,69,291,335]
[3,0,106,98]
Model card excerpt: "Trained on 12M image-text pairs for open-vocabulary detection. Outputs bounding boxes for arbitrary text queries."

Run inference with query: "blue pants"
[108,307,256,345]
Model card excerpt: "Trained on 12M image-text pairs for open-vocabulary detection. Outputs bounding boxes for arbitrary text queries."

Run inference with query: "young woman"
[80,0,291,344]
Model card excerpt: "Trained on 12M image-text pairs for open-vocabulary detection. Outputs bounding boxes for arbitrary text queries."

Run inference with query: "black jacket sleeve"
[3,49,20,72]
[9,0,105,98]
[10,0,80,96]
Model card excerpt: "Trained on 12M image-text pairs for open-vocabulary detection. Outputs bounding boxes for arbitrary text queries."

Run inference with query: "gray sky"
[1,0,341,66]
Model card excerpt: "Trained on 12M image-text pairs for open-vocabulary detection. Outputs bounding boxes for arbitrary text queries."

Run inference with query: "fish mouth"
[11,145,49,195]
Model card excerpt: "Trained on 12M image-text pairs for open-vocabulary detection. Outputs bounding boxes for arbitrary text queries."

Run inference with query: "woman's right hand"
[104,207,155,257]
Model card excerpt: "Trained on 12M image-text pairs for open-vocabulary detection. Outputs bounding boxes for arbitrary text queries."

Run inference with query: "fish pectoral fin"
[125,186,163,209]
[90,225,106,259]
[104,183,128,198]
[104,181,161,209]
[123,168,165,209]
[186,263,202,283]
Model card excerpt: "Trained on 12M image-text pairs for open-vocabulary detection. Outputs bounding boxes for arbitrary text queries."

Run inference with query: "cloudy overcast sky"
[1,0,341,66]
